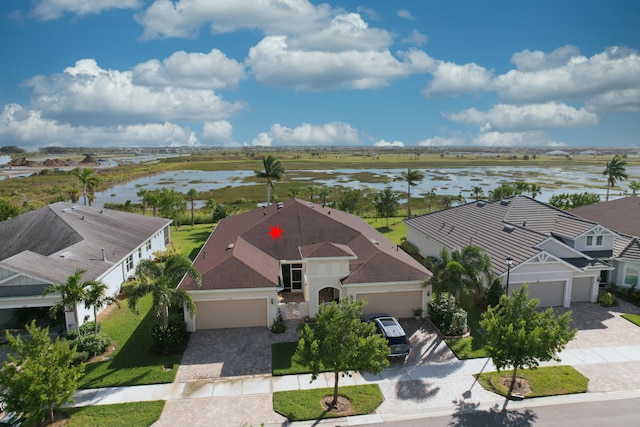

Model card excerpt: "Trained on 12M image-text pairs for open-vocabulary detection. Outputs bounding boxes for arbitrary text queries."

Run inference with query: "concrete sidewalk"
[71,344,640,426]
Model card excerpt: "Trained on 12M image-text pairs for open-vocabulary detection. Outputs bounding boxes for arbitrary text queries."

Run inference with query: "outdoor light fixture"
[505,256,514,295]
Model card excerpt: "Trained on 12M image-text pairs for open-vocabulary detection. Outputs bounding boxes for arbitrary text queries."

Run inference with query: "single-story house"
[569,196,640,290]
[0,202,172,332]
[179,198,431,331]
[404,195,614,307]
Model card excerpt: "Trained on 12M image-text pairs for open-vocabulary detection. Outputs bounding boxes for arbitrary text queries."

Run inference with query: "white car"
[363,313,410,358]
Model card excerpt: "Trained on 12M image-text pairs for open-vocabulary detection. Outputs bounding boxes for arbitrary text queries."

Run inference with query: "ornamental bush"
[150,318,190,355]
[428,292,468,336]
[598,290,616,307]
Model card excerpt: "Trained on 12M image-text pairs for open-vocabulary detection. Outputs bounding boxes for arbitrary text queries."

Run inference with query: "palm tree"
[205,198,217,224]
[255,155,285,206]
[187,188,198,226]
[317,187,332,205]
[43,269,90,341]
[529,183,542,199]
[288,188,301,198]
[629,181,640,196]
[470,186,484,201]
[399,168,424,218]
[137,189,148,215]
[603,155,628,202]
[84,281,119,336]
[70,167,101,206]
[306,185,319,201]
[127,254,201,326]
[146,190,159,216]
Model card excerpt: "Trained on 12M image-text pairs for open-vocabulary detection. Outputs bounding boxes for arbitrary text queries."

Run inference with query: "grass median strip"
[621,313,640,327]
[273,384,383,421]
[64,401,165,427]
[476,366,588,398]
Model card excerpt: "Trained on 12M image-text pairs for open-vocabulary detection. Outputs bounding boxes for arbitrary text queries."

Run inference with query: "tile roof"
[618,238,640,262]
[0,202,171,285]
[181,198,430,291]
[569,196,640,238]
[404,195,601,275]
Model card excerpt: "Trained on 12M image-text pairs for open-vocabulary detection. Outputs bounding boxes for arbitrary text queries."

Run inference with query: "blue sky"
[1,0,639,150]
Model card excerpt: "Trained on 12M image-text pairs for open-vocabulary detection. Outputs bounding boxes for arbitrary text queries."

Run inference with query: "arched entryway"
[318,287,341,305]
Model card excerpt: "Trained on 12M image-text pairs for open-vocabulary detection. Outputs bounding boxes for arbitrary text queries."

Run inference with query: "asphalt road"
[363,396,640,427]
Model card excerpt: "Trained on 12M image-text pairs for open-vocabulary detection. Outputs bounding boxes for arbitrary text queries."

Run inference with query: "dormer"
[574,225,617,254]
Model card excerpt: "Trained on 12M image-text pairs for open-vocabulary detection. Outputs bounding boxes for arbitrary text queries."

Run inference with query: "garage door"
[510,281,564,307]
[195,299,267,329]
[571,277,593,303]
[357,291,422,318]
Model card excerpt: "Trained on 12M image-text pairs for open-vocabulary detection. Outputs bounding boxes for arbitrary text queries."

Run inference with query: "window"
[586,236,593,246]
[126,255,134,272]
[587,235,603,247]
[596,236,603,246]
[146,240,152,251]
[138,247,142,259]
[624,264,639,287]
[281,263,303,291]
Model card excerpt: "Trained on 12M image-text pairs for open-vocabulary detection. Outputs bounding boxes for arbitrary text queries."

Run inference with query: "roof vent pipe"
[101,248,107,262]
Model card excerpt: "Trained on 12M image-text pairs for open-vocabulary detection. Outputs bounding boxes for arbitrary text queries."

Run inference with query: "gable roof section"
[182,198,430,291]
[569,196,640,238]
[0,202,172,284]
[618,238,640,262]
[404,195,603,276]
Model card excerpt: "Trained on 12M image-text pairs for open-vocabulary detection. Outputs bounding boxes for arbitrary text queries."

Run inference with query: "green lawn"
[477,366,588,398]
[170,223,214,260]
[364,217,407,245]
[621,313,640,326]
[64,401,165,427]
[273,384,383,421]
[78,294,181,389]
[273,342,323,376]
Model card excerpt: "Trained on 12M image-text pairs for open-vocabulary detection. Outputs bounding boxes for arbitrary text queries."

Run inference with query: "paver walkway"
[71,301,640,426]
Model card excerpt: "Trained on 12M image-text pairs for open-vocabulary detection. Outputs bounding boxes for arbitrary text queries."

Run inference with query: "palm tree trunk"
[267,183,271,206]
[606,184,611,202]
[407,184,412,218]
[162,305,170,327]
[94,306,99,336]
[191,200,195,226]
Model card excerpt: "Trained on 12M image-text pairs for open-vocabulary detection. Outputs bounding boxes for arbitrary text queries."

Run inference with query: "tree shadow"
[395,379,440,401]
[448,399,538,427]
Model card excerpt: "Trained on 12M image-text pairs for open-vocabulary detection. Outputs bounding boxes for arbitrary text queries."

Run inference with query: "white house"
[179,198,431,331]
[0,202,172,332]
[404,196,614,307]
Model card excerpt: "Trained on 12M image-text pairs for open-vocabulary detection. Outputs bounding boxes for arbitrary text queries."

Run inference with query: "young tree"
[205,198,217,224]
[157,188,187,230]
[480,285,576,395]
[254,154,285,205]
[528,183,542,199]
[603,154,628,202]
[334,188,366,214]
[127,254,201,326]
[629,181,640,196]
[70,167,101,206]
[137,189,148,215]
[470,186,484,201]
[306,185,319,201]
[187,188,198,226]
[317,187,332,205]
[84,281,119,336]
[297,299,390,408]
[0,321,84,425]
[399,168,424,218]
[373,186,399,226]
[489,183,517,201]
[43,268,91,342]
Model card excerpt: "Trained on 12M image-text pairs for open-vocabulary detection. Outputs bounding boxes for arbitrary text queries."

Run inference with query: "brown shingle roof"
[569,196,640,238]
[181,198,430,291]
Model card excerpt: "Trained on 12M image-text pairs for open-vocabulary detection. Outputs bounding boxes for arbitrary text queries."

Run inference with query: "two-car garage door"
[510,281,564,307]
[357,291,422,318]
[195,299,267,329]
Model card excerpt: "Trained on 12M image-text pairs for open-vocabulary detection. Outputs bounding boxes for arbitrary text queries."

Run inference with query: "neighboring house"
[404,196,614,307]
[179,198,431,331]
[569,196,640,290]
[0,202,172,332]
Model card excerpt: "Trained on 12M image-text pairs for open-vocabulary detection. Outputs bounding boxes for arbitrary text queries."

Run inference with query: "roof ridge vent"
[477,200,486,207]
[500,199,510,206]
[503,224,515,232]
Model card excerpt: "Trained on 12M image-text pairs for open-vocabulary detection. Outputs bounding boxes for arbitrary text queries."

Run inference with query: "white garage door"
[357,291,422,318]
[510,281,564,307]
[195,299,267,329]
[571,277,593,302]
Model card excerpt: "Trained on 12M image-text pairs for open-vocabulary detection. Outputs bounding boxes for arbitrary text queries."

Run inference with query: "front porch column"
[563,278,572,308]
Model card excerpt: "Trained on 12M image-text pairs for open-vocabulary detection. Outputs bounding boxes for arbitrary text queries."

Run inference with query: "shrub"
[484,276,505,308]
[598,291,616,307]
[270,314,286,334]
[150,318,190,355]
[428,292,468,336]
[152,244,182,262]
[80,333,112,357]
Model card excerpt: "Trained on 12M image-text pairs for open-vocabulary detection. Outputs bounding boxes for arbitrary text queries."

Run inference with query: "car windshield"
[387,336,408,345]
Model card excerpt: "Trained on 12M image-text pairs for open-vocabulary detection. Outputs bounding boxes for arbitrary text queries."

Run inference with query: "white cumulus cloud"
[33,0,141,21]
[445,102,598,132]
[472,131,565,147]
[133,49,246,90]
[0,104,197,150]
[417,136,465,146]
[374,139,404,147]
[251,122,360,146]
[25,59,245,126]
[201,121,237,145]
[511,45,581,71]
[423,61,493,97]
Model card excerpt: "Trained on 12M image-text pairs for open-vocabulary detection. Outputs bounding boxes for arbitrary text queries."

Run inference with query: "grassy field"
[476,366,588,398]
[170,223,214,260]
[273,384,383,421]
[64,401,165,427]
[78,294,180,389]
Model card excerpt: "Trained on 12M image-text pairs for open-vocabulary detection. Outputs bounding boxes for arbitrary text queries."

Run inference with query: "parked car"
[363,313,410,357]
